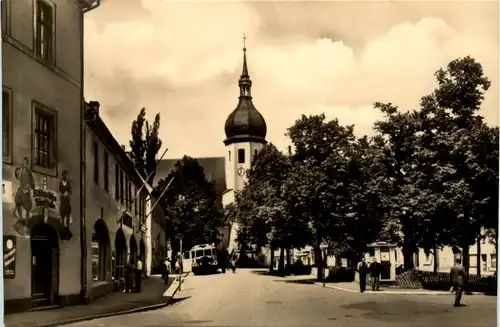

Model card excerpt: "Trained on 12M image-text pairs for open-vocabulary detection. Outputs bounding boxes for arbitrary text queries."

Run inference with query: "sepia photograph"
[1,0,498,326]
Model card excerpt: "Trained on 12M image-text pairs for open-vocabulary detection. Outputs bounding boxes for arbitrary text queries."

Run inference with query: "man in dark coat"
[369,258,381,291]
[450,258,467,307]
[219,248,228,273]
[357,257,368,292]
[124,262,135,293]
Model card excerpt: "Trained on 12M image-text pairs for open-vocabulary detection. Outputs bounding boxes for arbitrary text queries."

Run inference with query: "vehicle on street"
[187,243,219,275]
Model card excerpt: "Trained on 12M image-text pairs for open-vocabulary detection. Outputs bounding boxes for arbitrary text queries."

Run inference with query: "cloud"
[84,1,498,158]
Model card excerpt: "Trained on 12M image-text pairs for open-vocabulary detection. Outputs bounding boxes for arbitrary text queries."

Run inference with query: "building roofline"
[84,101,145,191]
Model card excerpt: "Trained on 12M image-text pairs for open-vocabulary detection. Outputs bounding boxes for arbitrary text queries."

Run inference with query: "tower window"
[238,149,245,164]
[254,149,257,158]
[229,151,231,162]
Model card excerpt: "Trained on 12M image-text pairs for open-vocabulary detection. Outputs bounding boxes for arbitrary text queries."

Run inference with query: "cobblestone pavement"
[65,269,496,327]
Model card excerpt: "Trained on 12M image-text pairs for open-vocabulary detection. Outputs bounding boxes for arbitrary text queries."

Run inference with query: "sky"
[84,0,499,160]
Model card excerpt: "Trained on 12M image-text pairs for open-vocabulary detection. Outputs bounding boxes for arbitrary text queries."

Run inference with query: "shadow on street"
[340,299,457,323]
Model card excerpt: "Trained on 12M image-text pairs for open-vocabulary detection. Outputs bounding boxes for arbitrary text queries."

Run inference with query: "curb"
[315,282,483,296]
[35,276,190,327]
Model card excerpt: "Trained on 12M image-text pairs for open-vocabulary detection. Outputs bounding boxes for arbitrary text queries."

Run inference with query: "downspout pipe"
[80,0,100,304]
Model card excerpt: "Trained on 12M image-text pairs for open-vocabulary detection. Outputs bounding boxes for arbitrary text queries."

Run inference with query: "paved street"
[66,269,496,327]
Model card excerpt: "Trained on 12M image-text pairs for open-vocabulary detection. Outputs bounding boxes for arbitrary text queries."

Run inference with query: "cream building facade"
[2,0,100,313]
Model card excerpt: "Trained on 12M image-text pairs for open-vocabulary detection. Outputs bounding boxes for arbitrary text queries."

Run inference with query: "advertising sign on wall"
[4,235,16,279]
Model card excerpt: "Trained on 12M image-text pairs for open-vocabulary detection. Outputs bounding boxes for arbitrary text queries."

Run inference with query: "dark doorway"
[139,239,146,273]
[380,247,391,280]
[114,229,127,280]
[31,223,59,307]
[130,235,138,264]
[92,219,111,281]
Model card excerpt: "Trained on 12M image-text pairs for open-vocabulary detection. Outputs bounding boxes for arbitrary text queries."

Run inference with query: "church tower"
[223,42,267,195]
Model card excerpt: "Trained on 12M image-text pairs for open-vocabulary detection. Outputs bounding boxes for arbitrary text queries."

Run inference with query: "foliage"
[232,56,497,278]
[155,156,224,253]
[129,107,162,185]
[412,57,498,271]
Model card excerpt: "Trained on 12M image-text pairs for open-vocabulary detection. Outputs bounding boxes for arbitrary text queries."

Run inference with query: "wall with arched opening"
[114,228,128,280]
[91,219,111,281]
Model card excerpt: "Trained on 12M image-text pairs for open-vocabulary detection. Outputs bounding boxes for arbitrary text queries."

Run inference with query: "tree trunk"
[314,242,324,281]
[462,244,470,276]
[286,248,291,266]
[477,237,481,276]
[269,244,275,272]
[433,245,439,273]
[402,242,416,270]
[278,248,285,272]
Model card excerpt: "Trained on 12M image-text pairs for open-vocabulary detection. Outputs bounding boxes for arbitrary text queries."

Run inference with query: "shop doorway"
[31,223,59,307]
[130,235,138,264]
[114,229,127,280]
[92,219,111,281]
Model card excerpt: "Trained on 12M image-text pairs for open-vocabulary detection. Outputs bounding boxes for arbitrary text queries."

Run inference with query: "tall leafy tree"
[372,103,423,269]
[129,108,162,185]
[340,135,394,260]
[285,114,355,279]
[416,56,497,273]
[155,156,223,261]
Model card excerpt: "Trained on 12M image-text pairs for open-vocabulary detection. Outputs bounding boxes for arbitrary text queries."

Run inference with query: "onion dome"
[224,45,267,145]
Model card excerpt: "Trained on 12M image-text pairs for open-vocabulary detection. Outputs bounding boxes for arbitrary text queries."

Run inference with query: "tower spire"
[241,33,249,77]
[239,33,251,97]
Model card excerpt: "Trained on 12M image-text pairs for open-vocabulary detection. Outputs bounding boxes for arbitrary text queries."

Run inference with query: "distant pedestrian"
[163,257,171,284]
[230,256,237,273]
[450,258,467,307]
[135,258,143,293]
[124,263,134,293]
[357,257,368,293]
[219,248,228,273]
[369,258,381,291]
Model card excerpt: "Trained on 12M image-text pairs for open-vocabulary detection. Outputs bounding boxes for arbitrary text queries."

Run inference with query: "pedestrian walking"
[219,248,228,273]
[357,257,368,293]
[369,258,381,291]
[163,257,171,284]
[450,258,467,307]
[230,255,237,273]
[135,258,143,293]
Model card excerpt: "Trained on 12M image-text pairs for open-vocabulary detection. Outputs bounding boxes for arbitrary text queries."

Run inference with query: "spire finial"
[243,33,247,51]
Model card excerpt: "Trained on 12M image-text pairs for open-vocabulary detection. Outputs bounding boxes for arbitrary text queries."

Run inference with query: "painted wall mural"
[4,158,74,240]
[14,157,35,222]
[59,170,72,228]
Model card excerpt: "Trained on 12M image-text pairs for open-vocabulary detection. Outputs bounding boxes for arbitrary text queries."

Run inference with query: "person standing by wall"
[357,257,368,293]
[369,258,381,291]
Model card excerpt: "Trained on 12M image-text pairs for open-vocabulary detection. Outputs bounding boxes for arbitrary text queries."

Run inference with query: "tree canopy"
[129,107,162,185]
[233,56,498,278]
[155,156,224,256]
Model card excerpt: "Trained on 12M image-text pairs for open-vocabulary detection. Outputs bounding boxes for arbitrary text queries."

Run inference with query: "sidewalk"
[315,281,480,295]
[280,274,452,295]
[5,275,178,327]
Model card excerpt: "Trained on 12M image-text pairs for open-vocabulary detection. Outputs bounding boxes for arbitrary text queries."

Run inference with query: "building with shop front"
[2,0,100,313]
[84,101,151,299]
